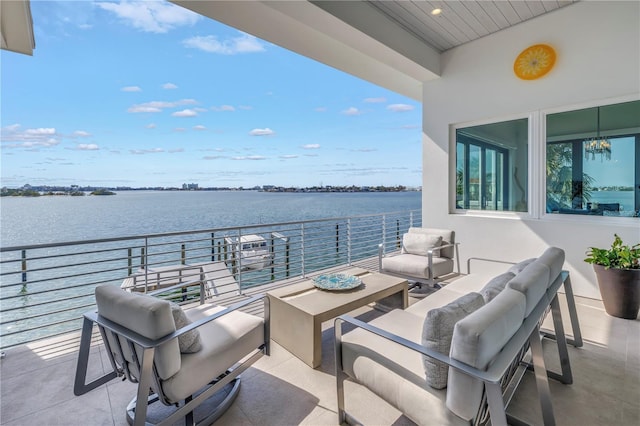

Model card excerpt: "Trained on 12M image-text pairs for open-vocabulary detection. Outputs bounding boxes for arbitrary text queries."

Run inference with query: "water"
[1,190,422,247]
[589,190,634,213]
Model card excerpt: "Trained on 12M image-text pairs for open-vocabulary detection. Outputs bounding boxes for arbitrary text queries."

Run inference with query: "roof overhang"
[1,0,35,56]
[172,1,440,101]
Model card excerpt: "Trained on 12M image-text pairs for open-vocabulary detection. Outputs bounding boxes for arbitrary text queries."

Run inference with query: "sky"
[0,1,422,189]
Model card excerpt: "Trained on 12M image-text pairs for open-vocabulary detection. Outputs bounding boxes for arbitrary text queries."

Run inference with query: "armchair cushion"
[169,302,202,353]
[422,292,485,389]
[382,254,454,281]
[507,258,536,275]
[402,233,443,257]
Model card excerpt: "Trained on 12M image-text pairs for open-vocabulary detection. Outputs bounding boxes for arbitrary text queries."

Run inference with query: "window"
[456,118,528,212]
[546,100,640,217]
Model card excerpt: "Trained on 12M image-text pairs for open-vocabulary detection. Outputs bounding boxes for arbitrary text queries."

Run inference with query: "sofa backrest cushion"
[408,227,455,259]
[422,292,485,389]
[506,262,550,316]
[446,288,526,421]
[507,258,536,274]
[402,233,443,257]
[479,271,515,303]
[536,247,565,288]
[95,285,181,380]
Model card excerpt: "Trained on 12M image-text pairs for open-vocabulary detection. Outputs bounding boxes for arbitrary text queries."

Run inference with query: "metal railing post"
[211,233,215,261]
[347,219,352,265]
[181,244,186,265]
[396,219,401,248]
[336,224,340,253]
[20,250,27,294]
[300,223,305,277]
[382,215,387,254]
[127,248,133,276]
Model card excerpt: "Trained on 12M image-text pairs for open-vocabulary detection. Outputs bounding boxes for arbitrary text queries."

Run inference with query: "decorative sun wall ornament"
[513,44,556,80]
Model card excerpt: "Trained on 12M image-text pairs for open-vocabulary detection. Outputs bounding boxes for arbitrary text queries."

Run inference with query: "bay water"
[1,190,422,247]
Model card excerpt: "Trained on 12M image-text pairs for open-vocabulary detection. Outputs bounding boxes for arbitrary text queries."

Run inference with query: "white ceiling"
[314,0,578,52]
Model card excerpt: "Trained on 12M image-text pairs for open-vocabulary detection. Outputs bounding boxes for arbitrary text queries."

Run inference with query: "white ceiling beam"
[0,0,35,56]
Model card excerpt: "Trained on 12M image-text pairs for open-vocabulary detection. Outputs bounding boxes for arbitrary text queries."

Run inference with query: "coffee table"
[267,268,408,368]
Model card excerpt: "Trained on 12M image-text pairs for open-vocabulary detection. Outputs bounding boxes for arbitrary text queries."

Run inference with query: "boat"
[230,234,274,270]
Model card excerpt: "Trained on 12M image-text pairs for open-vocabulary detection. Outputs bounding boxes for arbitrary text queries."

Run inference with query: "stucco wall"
[422,1,640,299]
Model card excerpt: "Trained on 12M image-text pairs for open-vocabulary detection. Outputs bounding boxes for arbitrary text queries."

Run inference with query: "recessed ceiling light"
[431,8,442,16]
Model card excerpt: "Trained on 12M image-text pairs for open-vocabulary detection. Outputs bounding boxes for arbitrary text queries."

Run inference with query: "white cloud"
[130,148,165,155]
[352,148,377,152]
[364,97,386,103]
[121,86,142,92]
[212,105,236,112]
[128,99,198,113]
[1,125,60,148]
[96,1,200,33]
[183,33,266,55]
[249,128,275,136]
[279,154,298,159]
[172,109,197,117]
[72,130,91,137]
[77,143,99,150]
[203,155,226,160]
[193,125,207,131]
[146,123,157,129]
[162,83,178,89]
[302,144,320,149]
[173,127,186,132]
[387,103,414,112]
[342,107,362,116]
[168,148,184,153]
[232,155,267,160]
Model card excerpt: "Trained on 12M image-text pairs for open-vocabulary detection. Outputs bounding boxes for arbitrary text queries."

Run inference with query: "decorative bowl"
[312,274,362,291]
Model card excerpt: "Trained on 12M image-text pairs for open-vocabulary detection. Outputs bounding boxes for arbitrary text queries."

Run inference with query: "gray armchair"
[379,227,460,291]
[74,282,269,426]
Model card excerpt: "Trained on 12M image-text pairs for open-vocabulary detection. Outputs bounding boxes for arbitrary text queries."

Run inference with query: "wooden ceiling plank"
[445,1,490,37]
[494,1,524,26]
[478,1,512,29]
[371,0,453,51]
[461,1,501,33]
[510,1,535,21]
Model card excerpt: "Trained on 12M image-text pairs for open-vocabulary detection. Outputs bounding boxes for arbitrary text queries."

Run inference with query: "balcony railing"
[0,209,420,349]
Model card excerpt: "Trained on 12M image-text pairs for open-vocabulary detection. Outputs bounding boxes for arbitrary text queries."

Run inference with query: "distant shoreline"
[1,185,421,197]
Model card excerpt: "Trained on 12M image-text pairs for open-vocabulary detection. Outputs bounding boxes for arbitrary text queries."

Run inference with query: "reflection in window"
[456,118,528,212]
[546,100,640,217]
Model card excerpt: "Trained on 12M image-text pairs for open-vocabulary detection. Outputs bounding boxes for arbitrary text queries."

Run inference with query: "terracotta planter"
[593,264,640,319]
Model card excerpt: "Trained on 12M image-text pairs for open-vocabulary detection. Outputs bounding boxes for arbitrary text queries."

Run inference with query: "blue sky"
[1,1,422,189]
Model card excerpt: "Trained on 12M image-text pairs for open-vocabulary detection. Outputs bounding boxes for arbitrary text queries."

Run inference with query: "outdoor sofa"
[335,247,582,425]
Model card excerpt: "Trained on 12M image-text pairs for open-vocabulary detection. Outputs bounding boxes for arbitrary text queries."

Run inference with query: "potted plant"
[585,234,640,319]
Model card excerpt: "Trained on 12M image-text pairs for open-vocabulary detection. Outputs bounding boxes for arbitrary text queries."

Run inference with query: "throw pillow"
[422,292,485,389]
[507,258,536,274]
[479,272,515,303]
[402,233,443,257]
[169,302,202,353]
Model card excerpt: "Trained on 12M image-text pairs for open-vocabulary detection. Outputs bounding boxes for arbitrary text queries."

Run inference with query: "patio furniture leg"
[530,325,556,426]
[73,316,118,396]
[334,318,348,425]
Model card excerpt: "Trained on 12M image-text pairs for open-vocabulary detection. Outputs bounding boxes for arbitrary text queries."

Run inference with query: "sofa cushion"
[536,247,565,288]
[446,288,527,421]
[422,292,485,389]
[478,272,515,303]
[507,258,536,274]
[169,302,202,353]
[402,233,442,257]
[506,262,550,316]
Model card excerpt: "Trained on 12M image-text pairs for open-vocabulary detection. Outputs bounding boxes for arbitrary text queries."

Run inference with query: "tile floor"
[1,291,638,426]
